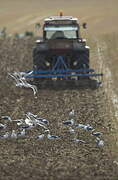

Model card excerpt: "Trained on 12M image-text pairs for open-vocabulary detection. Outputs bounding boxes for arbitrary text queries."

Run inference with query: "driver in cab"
[51,31,66,39]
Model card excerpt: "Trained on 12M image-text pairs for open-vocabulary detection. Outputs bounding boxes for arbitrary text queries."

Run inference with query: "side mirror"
[35,23,41,30]
[82,22,87,29]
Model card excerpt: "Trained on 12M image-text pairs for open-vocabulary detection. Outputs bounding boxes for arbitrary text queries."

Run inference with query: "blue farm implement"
[25,56,103,80]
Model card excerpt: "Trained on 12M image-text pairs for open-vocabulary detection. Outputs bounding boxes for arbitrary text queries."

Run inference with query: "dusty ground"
[0,39,118,180]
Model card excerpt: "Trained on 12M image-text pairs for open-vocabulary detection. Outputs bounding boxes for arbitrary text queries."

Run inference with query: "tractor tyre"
[77,49,89,69]
[33,47,46,83]
[75,49,90,80]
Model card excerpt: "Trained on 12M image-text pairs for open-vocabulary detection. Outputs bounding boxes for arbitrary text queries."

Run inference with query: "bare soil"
[0,38,117,180]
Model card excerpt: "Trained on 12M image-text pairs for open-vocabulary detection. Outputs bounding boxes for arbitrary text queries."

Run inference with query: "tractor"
[26,13,103,85]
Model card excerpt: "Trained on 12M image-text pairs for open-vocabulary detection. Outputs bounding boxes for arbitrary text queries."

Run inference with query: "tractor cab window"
[44,26,78,40]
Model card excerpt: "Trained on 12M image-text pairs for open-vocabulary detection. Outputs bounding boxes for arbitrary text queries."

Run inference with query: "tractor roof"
[44,16,79,25]
[45,16,78,21]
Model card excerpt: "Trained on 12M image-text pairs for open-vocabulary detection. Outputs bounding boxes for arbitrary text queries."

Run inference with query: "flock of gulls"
[8,71,37,96]
[5,72,104,147]
[0,110,104,147]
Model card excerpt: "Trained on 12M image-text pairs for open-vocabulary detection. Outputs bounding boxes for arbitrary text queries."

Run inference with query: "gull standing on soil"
[38,118,49,125]
[47,134,61,140]
[72,138,86,144]
[75,124,93,131]
[36,134,45,140]
[96,137,104,147]
[46,130,61,140]
[18,129,26,137]
[63,119,74,126]
[69,109,75,118]
[21,124,35,130]
[68,127,75,134]
[91,130,102,137]
[0,132,9,139]
[36,129,50,140]
[75,124,85,129]
[1,116,12,121]
[83,124,93,131]
[1,116,24,126]
[11,130,18,139]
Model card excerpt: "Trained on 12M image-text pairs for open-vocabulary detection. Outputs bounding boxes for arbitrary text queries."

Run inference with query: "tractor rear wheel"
[74,50,90,80]
[33,47,46,83]
[77,50,89,69]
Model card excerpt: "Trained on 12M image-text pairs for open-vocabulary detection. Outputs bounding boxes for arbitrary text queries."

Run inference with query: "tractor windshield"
[44,26,78,40]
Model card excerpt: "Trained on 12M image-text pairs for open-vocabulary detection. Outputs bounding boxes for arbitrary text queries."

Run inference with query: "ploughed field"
[0,38,117,180]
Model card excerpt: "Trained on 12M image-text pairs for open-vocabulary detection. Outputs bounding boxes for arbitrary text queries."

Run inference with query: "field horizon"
[0,0,118,36]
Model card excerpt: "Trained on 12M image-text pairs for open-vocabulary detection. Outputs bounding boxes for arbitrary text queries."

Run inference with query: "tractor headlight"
[73,61,78,66]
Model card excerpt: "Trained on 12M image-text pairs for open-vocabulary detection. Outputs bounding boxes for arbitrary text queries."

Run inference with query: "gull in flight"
[9,72,37,96]
[19,78,37,96]
[25,116,34,126]
[27,112,49,125]
[25,112,48,129]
